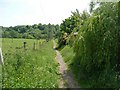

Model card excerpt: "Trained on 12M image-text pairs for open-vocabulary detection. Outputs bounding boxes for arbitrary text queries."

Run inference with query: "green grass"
[0,65,2,89]
[60,45,91,88]
[2,38,44,53]
[60,45,75,68]
[60,45,117,88]
[2,38,59,88]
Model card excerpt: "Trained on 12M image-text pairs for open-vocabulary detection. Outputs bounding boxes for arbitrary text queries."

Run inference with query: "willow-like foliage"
[73,2,120,87]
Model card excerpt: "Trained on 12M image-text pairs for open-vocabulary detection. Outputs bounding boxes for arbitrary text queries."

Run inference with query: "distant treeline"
[1,23,61,40]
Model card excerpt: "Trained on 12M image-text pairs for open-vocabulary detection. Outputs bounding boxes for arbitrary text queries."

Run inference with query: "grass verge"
[60,45,91,88]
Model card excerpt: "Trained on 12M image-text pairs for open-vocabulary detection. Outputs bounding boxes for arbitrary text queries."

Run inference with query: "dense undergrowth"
[59,2,120,88]
[60,45,120,88]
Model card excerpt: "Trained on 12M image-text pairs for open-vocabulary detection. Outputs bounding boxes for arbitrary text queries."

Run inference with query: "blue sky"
[0,0,91,27]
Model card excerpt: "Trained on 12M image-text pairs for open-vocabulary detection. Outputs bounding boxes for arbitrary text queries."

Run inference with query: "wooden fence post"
[0,48,4,65]
[39,41,41,49]
[33,42,36,50]
[23,42,26,50]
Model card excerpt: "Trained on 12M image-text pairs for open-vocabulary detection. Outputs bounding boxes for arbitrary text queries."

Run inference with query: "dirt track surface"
[53,40,80,88]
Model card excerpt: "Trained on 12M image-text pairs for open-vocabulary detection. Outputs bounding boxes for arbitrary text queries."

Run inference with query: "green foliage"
[73,2,120,88]
[1,1,120,88]
[60,9,80,34]
[2,24,60,40]
[59,2,120,88]
[58,9,81,48]
[60,45,75,68]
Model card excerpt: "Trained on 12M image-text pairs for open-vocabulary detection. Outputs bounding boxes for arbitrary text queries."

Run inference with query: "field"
[2,38,59,88]
[1,2,119,88]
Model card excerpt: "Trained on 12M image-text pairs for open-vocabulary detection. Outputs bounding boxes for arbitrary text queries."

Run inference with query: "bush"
[73,3,120,88]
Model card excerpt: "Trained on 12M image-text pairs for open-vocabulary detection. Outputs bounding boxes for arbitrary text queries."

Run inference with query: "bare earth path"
[53,40,80,88]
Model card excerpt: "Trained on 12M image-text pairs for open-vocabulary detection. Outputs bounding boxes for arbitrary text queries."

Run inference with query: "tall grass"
[2,38,59,88]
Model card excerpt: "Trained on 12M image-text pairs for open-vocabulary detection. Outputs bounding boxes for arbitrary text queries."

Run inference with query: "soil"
[53,40,80,88]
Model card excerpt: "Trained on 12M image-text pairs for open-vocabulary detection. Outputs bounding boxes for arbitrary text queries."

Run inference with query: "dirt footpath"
[53,40,80,88]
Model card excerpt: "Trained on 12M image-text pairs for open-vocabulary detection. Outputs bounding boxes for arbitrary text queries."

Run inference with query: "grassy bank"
[60,45,91,88]
[60,45,75,68]
[60,45,119,88]
[2,38,59,88]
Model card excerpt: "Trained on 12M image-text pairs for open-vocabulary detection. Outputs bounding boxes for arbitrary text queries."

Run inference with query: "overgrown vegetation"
[58,2,120,88]
[1,1,120,88]
[2,38,59,88]
[60,45,75,67]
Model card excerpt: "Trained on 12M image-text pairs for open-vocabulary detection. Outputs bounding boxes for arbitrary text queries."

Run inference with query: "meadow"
[2,38,59,88]
[1,2,119,88]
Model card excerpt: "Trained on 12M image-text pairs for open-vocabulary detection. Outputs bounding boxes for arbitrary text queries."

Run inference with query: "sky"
[0,0,91,27]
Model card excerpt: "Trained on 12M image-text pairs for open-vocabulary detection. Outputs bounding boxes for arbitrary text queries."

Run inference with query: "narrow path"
[53,40,80,88]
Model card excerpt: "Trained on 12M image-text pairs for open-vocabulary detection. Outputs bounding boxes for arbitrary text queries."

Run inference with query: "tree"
[73,2,119,87]
[58,9,81,47]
